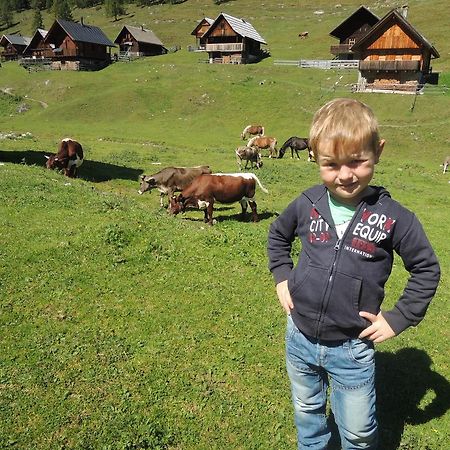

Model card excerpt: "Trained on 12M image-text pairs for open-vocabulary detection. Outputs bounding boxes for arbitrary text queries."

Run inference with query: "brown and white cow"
[168,173,269,225]
[442,156,450,173]
[247,136,278,158]
[240,124,265,140]
[236,146,263,170]
[45,138,83,178]
[138,165,212,207]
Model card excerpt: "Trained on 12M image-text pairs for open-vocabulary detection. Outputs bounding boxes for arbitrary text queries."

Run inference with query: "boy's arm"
[267,198,300,285]
[381,213,440,336]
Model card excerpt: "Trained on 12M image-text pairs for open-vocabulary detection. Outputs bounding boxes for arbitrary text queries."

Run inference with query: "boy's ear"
[375,139,385,163]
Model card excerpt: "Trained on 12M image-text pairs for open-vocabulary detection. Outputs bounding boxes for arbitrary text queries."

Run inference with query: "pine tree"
[52,0,73,21]
[31,8,43,32]
[0,0,14,28]
[105,0,125,22]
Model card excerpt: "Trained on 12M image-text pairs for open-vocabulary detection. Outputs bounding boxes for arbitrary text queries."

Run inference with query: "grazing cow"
[442,156,450,173]
[298,31,309,38]
[45,138,83,178]
[247,136,278,158]
[138,165,212,207]
[240,124,265,140]
[168,173,269,225]
[278,136,314,161]
[236,146,263,170]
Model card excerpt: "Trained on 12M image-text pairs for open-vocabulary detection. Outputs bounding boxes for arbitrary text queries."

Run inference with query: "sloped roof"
[190,17,214,36]
[23,29,48,54]
[46,19,115,47]
[1,34,31,47]
[203,12,266,44]
[114,25,165,48]
[351,8,439,58]
[330,6,379,40]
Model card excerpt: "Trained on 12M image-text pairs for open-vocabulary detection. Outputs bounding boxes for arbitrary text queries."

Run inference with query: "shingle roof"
[1,34,31,47]
[115,25,165,47]
[54,19,115,47]
[329,6,379,40]
[204,13,266,45]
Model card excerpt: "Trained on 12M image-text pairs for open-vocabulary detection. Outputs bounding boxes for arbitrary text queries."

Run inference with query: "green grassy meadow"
[1,1,449,449]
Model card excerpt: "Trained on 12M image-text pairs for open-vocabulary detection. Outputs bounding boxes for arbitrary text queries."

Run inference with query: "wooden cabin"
[190,17,214,50]
[42,18,115,71]
[0,34,31,60]
[114,25,167,59]
[351,8,440,91]
[23,29,49,58]
[329,6,379,60]
[201,13,267,64]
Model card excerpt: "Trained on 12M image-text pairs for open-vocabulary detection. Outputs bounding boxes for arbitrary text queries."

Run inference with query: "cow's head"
[45,154,62,170]
[168,194,185,215]
[138,175,157,194]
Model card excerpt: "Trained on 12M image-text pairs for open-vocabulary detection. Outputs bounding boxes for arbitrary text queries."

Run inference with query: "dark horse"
[278,136,314,161]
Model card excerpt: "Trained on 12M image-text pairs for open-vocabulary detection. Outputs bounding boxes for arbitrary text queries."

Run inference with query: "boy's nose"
[338,165,353,181]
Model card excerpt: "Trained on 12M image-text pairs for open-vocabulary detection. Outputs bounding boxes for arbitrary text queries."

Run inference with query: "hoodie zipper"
[313,202,364,339]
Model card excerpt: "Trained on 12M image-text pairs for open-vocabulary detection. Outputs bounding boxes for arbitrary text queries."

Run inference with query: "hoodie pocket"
[323,272,367,329]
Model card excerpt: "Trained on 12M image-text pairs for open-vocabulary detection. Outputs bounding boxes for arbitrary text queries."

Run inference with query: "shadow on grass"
[0,150,143,182]
[177,209,275,223]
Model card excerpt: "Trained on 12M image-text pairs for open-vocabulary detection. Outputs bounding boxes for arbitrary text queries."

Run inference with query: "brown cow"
[241,124,265,140]
[138,165,212,207]
[247,136,278,158]
[168,173,269,225]
[45,138,83,178]
[298,31,309,38]
[442,156,450,173]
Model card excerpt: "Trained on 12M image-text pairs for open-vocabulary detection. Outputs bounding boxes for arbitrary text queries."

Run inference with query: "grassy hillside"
[1,1,449,449]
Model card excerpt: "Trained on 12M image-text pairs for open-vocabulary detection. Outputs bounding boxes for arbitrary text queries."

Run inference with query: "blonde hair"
[309,98,380,160]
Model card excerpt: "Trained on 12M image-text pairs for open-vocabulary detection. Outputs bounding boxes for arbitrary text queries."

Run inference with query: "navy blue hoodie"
[267,185,440,340]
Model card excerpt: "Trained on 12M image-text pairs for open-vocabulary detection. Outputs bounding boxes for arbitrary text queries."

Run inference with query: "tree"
[0,0,14,28]
[52,0,72,21]
[31,8,43,32]
[104,0,125,22]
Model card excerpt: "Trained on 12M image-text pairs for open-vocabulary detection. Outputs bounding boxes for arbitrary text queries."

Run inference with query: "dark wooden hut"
[329,6,379,59]
[114,25,167,59]
[23,29,48,58]
[190,17,214,50]
[42,18,115,70]
[202,13,266,64]
[351,8,440,91]
[0,34,31,60]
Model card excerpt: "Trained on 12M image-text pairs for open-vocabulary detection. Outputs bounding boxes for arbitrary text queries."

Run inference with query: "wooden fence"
[274,59,359,69]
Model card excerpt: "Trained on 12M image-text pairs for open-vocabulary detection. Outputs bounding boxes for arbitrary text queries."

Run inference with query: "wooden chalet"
[329,6,379,59]
[201,13,267,64]
[23,29,48,58]
[190,17,214,50]
[0,34,31,60]
[42,18,116,71]
[351,8,440,91]
[114,25,167,59]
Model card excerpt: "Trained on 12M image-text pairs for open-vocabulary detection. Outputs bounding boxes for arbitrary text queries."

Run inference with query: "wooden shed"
[329,6,379,59]
[42,18,116,71]
[201,13,267,64]
[351,8,440,91]
[0,34,31,60]
[190,17,214,50]
[114,25,167,59]
[23,29,49,58]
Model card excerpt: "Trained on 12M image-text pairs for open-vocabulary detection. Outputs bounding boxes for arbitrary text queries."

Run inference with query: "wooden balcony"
[330,44,353,55]
[359,60,420,72]
[205,42,243,52]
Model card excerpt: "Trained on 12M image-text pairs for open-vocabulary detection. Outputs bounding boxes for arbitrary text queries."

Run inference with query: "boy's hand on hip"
[358,311,396,343]
[276,280,294,314]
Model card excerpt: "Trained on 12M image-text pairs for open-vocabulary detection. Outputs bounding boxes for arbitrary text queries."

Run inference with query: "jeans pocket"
[347,339,375,366]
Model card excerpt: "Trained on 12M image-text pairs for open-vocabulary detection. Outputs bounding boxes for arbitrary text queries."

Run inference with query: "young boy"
[267,98,440,450]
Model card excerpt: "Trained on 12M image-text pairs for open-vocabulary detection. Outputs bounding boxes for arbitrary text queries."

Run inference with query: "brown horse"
[241,124,265,140]
[247,136,278,158]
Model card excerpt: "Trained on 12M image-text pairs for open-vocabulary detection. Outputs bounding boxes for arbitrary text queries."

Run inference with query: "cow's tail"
[251,174,269,194]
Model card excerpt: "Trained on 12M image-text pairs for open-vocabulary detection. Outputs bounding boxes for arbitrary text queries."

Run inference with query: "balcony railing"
[205,43,243,52]
[359,60,420,72]
[330,44,353,55]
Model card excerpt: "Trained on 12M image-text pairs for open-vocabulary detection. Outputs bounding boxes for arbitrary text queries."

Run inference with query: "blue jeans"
[286,315,377,450]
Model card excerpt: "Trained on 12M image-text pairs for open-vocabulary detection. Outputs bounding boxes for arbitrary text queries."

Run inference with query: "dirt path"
[1,87,48,108]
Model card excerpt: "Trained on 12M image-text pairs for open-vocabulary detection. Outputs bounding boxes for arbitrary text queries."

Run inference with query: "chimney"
[81,16,84,26]
[400,5,409,19]
[141,25,144,31]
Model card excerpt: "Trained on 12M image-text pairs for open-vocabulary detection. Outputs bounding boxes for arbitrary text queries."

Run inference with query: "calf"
[138,165,212,207]
[236,146,263,170]
[45,138,83,178]
[169,173,269,225]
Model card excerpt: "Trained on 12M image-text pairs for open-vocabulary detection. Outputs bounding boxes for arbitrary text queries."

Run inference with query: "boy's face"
[317,140,384,206]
